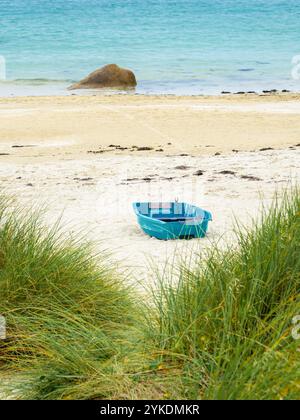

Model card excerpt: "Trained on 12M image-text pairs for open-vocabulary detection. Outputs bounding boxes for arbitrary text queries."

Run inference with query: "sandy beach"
[1,93,300,160]
[0,93,299,285]
[2,0,300,401]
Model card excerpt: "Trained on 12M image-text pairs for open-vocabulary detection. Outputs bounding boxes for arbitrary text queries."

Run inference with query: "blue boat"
[133,202,212,240]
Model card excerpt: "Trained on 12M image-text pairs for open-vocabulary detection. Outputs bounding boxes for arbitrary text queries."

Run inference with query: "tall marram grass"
[149,190,300,399]
[0,199,146,399]
[0,191,299,399]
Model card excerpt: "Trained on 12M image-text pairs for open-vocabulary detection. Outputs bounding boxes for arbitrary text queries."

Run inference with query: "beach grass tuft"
[148,189,300,399]
[0,200,145,399]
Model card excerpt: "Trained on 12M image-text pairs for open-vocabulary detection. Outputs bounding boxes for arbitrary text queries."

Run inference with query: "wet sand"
[0,93,300,163]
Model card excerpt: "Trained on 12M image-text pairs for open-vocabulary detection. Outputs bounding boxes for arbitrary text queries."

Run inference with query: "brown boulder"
[69,64,137,90]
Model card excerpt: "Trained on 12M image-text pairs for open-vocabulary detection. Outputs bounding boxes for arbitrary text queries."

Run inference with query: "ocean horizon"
[0,0,300,96]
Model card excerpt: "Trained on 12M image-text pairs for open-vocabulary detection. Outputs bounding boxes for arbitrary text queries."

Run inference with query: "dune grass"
[0,191,299,400]
[0,200,146,399]
[148,190,300,399]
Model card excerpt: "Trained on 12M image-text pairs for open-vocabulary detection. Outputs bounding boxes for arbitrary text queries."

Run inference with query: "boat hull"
[133,202,212,240]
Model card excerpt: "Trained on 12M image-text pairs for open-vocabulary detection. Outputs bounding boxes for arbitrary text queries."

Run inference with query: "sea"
[0,0,300,96]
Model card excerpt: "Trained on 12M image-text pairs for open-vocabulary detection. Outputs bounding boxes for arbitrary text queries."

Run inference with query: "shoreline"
[0,78,299,98]
[1,90,300,100]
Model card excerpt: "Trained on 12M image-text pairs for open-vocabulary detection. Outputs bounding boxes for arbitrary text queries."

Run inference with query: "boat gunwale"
[133,202,212,225]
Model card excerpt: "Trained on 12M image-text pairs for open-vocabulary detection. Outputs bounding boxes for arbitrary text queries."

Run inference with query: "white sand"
[0,147,299,288]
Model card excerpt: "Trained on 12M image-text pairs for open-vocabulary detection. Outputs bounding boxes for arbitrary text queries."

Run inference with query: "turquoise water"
[0,0,300,95]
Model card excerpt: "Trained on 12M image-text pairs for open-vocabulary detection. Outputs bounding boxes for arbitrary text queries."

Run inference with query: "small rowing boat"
[133,202,212,240]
